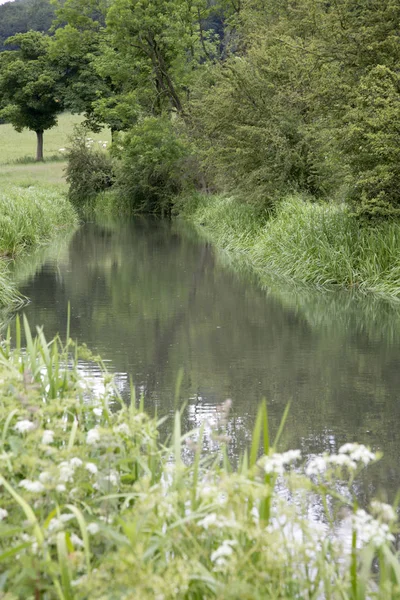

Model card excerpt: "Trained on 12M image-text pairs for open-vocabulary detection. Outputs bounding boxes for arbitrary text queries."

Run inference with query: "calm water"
[9,217,400,502]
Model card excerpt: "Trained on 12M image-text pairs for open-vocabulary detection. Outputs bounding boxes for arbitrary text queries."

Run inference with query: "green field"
[0,113,111,187]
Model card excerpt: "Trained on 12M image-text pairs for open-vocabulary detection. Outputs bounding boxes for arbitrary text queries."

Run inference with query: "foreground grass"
[0,320,399,599]
[178,194,400,300]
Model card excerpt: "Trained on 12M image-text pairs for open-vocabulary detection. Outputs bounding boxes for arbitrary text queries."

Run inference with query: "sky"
[0,0,15,4]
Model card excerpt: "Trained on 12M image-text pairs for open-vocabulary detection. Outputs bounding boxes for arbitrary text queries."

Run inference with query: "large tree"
[0,31,63,161]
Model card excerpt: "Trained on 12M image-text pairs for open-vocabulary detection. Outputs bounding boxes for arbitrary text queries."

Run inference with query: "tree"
[0,31,63,161]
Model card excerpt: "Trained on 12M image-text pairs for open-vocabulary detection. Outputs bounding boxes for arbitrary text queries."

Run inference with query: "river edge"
[176,192,400,303]
[0,184,78,314]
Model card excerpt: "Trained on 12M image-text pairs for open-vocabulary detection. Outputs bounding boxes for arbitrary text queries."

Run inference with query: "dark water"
[9,218,400,503]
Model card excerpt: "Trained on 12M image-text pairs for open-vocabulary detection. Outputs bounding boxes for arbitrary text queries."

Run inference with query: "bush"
[112,116,193,215]
[342,66,400,218]
[65,125,114,208]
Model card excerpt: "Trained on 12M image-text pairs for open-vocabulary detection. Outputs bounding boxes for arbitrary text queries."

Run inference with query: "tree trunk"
[36,130,44,162]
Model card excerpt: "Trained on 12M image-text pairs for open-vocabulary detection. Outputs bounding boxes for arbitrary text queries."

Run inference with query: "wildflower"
[41,430,54,445]
[93,407,103,417]
[14,420,35,434]
[39,471,53,484]
[85,462,98,475]
[328,454,357,470]
[70,533,84,548]
[305,456,327,477]
[339,443,376,466]
[198,513,219,529]
[211,540,237,566]
[19,480,45,493]
[70,457,83,468]
[86,428,100,445]
[353,509,394,547]
[56,484,66,493]
[58,461,75,483]
[114,423,130,436]
[0,508,8,520]
[261,450,301,476]
[105,470,119,486]
[370,500,397,523]
[87,522,100,535]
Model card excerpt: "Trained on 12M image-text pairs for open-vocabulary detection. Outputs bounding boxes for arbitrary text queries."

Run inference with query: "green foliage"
[342,66,400,218]
[0,185,78,257]
[0,0,55,53]
[113,117,192,214]
[182,193,400,299]
[65,125,114,208]
[0,322,398,598]
[0,31,64,160]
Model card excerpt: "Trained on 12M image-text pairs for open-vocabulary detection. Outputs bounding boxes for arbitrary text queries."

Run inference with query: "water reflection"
[8,217,400,503]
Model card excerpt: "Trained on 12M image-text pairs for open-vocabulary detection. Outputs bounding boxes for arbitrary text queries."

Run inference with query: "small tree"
[0,31,63,161]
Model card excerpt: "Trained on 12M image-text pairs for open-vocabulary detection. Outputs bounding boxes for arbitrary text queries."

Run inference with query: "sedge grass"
[179,193,400,300]
[0,320,399,598]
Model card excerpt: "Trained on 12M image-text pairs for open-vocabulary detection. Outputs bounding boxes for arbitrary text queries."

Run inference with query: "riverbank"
[0,319,397,598]
[0,185,78,307]
[177,193,400,300]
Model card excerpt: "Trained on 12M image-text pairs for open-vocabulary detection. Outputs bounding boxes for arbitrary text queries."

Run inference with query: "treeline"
[0,0,54,51]
[1,0,400,218]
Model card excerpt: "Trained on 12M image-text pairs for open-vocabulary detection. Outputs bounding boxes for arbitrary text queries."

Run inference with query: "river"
[10,217,400,504]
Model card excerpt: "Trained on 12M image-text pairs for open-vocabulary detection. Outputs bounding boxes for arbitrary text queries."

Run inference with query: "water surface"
[11,217,400,503]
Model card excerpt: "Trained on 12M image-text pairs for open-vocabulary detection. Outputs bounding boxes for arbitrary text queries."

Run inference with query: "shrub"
[342,66,400,218]
[65,125,114,208]
[112,116,193,215]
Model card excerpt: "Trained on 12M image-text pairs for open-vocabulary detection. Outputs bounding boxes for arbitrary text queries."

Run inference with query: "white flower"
[113,424,130,436]
[58,462,75,483]
[39,471,53,484]
[353,509,394,547]
[328,454,357,470]
[0,508,8,520]
[56,484,66,493]
[93,407,103,417]
[41,430,54,445]
[339,443,376,466]
[370,501,397,523]
[14,420,35,434]
[198,513,218,530]
[70,533,84,548]
[70,458,83,469]
[19,480,45,493]
[85,462,98,475]
[211,540,237,565]
[105,470,119,486]
[87,523,100,535]
[86,428,100,445]
[305,456,327,477]
[261,450,301,476]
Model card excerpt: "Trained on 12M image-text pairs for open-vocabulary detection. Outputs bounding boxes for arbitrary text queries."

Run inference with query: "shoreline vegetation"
[0,319,399,599]
[175,193,400,302]
[0,185,78,308]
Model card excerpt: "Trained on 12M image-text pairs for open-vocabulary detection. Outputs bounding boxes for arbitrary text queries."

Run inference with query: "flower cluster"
[260,449,302,476]
[305,443,377,477]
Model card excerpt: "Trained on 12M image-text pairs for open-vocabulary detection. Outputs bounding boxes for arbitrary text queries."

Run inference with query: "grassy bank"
[0,185,78,306]
[0,320,398,598]
[178,194,400,300]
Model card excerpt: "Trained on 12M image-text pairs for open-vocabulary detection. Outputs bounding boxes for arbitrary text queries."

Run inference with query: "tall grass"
[0,185,78,257]
[179,194,400,300]
[0,320,399,598]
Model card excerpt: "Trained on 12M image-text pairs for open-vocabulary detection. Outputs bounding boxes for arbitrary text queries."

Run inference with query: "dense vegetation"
[0,320,399,598]
[0,0,54,53]
[0,185,78,306]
